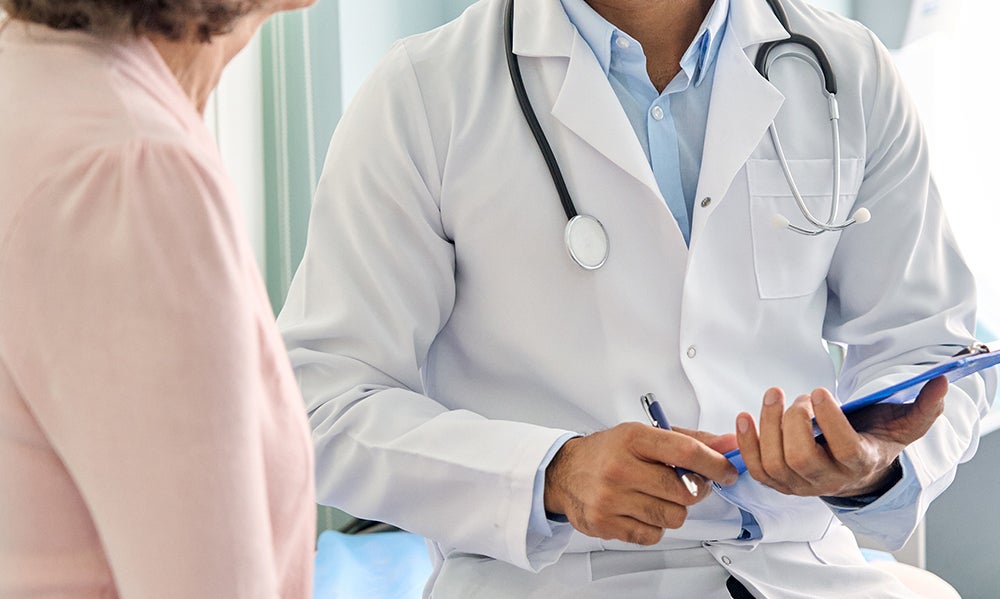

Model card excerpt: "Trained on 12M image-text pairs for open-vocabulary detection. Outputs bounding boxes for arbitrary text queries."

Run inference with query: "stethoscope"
[503,0,871,270]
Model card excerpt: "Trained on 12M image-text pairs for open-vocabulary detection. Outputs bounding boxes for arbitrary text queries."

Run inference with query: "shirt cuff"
[526,433,577,549]
[738,508,762,540]
[822,453,912,512]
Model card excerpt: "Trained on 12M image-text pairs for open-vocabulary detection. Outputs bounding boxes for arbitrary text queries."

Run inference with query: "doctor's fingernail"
[737,415,750,433]
[764,389,781,406]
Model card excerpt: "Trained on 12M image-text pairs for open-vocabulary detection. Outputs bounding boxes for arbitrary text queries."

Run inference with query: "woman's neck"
[148,36,227,115]
[148,14,263,115]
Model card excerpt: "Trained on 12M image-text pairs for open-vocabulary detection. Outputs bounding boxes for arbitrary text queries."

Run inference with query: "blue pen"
[641,393,700,497]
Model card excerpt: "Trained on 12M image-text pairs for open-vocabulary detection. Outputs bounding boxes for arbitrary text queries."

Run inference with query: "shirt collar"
[560,0,730,87]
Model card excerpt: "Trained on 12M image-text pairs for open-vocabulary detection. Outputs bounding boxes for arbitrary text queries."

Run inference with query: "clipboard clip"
[953,342,990,357]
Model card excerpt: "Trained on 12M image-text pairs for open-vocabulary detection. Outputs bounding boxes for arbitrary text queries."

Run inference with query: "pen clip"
[640,393,658,427]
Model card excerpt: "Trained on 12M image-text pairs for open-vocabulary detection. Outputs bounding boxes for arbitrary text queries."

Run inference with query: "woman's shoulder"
[0,26,215,194]
[0,33,236,290]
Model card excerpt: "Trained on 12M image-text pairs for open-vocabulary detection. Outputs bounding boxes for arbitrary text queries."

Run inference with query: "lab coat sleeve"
[278,42,576,571]
[821,30,997,550]
[0,142,312,597]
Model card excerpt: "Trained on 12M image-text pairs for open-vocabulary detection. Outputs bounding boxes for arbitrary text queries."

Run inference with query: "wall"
[338,0,475,109]
[925,417,1000,597]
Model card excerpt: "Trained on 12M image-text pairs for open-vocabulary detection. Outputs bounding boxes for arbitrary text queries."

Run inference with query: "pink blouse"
[0,20,315,598]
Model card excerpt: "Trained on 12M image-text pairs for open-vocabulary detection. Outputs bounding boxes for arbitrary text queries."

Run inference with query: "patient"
[0,1,316,597]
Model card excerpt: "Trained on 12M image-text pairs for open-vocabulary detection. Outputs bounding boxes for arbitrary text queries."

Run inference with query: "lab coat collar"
[551,31,665,205]
[511,0,575,59]
[729,0,792,50]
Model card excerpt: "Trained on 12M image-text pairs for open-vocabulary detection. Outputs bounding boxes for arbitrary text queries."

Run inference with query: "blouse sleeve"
[0,141,294,598]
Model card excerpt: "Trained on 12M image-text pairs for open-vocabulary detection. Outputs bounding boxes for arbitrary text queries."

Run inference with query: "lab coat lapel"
[692,0,788,239]
[513,0,663,202]
[550,34,663,200]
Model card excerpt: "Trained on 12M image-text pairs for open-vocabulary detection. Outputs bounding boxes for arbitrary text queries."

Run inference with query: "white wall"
[338,0,475,109]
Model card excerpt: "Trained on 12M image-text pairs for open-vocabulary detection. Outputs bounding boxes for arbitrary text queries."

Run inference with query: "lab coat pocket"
[747,158,863,299]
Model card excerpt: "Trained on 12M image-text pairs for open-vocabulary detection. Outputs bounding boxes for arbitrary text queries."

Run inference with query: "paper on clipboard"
[723,346,1000,474]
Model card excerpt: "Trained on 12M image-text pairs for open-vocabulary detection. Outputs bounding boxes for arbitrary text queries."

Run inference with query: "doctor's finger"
[573,493,681,544]
[633,430,738,487]
[759,395,815,490]
[628,461,711,506]
[782,394,840,482]
[894,375,947,442]
[608,515,667,547]
[736,412,793,495]
[757,388,794,479]
[570,504,666,546]
[622,492,691,532]
[808,387,870,470]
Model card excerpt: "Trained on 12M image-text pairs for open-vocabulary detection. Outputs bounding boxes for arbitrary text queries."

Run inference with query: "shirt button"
[615,37,631,49]
[686,346,697,359]
[701,197,712,208]
[651,105,665,121]
[722,555,733,566]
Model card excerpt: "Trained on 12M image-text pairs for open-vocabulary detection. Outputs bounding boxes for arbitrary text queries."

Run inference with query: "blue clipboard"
[723,346,1000,474]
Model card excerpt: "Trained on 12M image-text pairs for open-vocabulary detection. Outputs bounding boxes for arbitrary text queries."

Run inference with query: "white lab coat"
[279,0,995,596]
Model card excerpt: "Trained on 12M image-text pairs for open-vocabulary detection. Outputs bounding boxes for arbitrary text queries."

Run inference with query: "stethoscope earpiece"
[772,206,872,235]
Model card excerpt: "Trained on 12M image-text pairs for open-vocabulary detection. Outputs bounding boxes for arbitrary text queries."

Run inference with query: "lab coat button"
[701,197,712,208]
[721,555,732,566]
[651,106,665,121]
[686,346,697,359]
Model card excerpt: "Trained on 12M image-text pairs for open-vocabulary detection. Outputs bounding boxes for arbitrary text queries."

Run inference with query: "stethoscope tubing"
[762,48,850,234]
[503,0,577,222]
[756,34,838,95]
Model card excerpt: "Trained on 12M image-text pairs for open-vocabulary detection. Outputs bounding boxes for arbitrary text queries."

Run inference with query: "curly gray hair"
[0,0,261,41]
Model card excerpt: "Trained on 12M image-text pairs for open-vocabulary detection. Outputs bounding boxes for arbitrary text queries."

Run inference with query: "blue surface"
[860,548,897,563]
[314,530,433,599]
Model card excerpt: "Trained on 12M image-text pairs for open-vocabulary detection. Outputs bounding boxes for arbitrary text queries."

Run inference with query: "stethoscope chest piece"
[565,215,609,270]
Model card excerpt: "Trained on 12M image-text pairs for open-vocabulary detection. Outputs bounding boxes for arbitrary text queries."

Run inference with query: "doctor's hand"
[543,423,739,546]
[736,376,947,499]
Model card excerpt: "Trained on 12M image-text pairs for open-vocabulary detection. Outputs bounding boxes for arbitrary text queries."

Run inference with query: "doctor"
[279,0,994,596]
